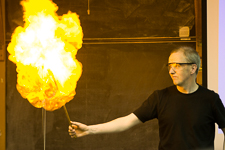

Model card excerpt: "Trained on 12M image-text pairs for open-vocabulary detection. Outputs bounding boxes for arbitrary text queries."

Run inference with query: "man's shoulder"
[198,85,218,95]
[155,85,218,97]
[196,85,221,102]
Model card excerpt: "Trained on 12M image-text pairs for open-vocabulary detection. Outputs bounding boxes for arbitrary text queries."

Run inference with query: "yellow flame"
[7,0,83,111]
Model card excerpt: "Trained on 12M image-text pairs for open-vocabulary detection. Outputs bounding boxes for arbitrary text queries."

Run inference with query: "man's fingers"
[70,121,79,127]
[68,129,75,134]
[68,128,77,138]
[72,124,78,129]
[69,126,72,130]
[68,121,83,138]
[69,123,78,131]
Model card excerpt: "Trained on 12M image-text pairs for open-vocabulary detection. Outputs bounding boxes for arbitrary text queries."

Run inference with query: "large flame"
[7,0,83,111]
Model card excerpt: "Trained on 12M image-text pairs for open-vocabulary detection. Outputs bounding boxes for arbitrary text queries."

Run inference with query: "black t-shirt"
[133,85,225,150]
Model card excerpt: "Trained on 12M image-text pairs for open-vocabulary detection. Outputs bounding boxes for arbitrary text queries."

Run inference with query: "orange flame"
[7,0,83,111]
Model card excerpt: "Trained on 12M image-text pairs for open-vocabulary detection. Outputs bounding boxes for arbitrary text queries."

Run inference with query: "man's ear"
[190,64,197,75]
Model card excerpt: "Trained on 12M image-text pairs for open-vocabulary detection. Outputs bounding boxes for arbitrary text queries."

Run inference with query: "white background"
[208,0,224,149]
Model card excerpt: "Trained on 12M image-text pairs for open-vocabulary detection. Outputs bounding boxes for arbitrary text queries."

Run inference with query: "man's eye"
[175,64,181,68]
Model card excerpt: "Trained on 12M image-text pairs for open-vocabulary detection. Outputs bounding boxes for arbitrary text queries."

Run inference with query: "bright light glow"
[7,0,83,111]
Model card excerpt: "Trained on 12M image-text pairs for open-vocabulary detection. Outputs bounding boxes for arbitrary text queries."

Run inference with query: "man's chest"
[157,96,214,128]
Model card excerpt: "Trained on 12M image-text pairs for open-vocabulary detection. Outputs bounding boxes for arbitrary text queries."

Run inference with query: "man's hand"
[68,121,89,138]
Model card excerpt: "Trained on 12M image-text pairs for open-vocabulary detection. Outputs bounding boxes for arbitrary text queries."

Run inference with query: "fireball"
[7,0,83,111]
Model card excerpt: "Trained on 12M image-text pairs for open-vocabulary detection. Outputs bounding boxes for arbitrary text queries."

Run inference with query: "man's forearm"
[88,113,141,135]
[88,117,132,134]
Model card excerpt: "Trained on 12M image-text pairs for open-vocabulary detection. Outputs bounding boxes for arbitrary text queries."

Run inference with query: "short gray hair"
[170,46,201,75]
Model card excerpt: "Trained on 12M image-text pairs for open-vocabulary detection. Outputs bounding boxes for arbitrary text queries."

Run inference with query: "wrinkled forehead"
[168,51,187,63]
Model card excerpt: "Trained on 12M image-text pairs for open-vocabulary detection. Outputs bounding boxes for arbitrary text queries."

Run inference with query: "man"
[69,46,225,150]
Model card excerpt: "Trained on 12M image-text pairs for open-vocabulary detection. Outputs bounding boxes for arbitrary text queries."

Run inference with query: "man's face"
[168,51,193,86]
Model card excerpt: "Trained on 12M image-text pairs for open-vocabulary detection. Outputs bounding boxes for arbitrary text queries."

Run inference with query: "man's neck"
[176,82,199,94]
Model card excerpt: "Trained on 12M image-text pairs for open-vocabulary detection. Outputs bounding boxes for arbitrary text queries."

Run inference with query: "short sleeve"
[212,94,225,129]
[133,91,159,123]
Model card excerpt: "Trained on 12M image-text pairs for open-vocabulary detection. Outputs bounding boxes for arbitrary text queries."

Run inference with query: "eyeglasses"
[167,63,195,71]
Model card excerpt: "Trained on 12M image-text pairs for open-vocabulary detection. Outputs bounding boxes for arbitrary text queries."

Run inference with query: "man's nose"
[169,67,175,74]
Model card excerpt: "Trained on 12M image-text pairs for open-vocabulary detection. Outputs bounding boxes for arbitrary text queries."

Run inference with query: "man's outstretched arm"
[68,113,142,138]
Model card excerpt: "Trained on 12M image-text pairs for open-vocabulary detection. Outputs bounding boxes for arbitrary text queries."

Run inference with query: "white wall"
[207,0,224,149]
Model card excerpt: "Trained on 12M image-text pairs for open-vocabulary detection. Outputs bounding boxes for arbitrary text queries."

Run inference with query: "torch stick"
[63,105,77,138]
[63,105,72,126]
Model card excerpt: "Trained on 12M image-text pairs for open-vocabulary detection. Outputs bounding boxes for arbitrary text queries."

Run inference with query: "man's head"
[168,46,201,86]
